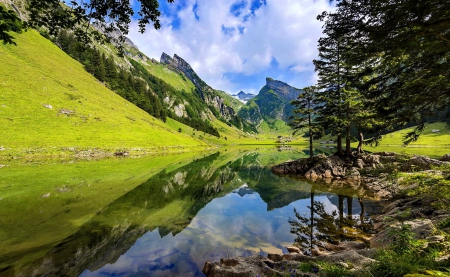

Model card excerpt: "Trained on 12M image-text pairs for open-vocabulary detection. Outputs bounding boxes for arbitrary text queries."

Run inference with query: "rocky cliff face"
[265,78,301,102]
[238,78,302,126]
[160,53,238,122]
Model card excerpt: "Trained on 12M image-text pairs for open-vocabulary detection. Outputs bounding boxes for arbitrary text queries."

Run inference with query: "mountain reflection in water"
[6,149,377,277]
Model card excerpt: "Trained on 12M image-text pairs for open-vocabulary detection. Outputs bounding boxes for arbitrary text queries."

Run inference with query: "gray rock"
[346,167,361,180]
[354,159,365,169]
[267,253,283,262]
[362,155,381,164]
[271,159,310,175]
[321,250,375,267]
[41,193,51,198]
[382,199,405,213]
[401,156,449,171]
[338,241,366,251]
[59,108,74,116]
[440,154,450,161]
[305,156,346,180]
[220,258,240,266]
[375,151,397,157]
[286,246,301,254]
[427,235,445,243]
[370,219,436,248]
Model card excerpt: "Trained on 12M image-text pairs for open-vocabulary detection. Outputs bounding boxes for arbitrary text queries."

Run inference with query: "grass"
[142,58,197,93]
[0,30,208,158]
[395,165,450,210]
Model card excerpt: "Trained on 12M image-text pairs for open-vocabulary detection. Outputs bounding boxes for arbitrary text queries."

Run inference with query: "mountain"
[0,29,207,155]
[238,78,302,128]
[233,91,256,102]
[160,53,243,126]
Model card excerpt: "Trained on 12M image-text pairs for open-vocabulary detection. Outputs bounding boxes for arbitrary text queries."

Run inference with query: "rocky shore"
[202,152,450,276]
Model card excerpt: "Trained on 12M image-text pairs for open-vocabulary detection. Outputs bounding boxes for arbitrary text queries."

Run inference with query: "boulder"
[346,167,361,180]
[375,152,397,157]
[320,250,375,268]
[271,159,310,175]
[362,155,381,164]
[354,159,365,169]
[370,219,436,248]
[305,156,347,180]
[401,156,449,171]
[267,253,283,262]
[440,154,450,162]
[286,246,301,254]
[338,241,366,251]
[220,258,240,266]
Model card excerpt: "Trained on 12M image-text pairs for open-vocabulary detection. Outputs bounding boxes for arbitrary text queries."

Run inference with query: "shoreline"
[203,152,450,276]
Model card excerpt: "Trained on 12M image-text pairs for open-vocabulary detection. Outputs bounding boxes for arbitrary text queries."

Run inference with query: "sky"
[128,0,335,95]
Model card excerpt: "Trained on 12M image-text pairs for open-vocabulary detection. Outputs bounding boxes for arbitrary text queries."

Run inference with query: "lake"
[0,147,381,277]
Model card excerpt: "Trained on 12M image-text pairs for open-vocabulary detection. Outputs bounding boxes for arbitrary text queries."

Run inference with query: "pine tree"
[313,33,347,156]
[290,86,324,161]
[328,0,450,144]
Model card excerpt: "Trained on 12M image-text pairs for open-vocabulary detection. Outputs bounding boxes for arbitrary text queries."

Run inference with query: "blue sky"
[128,0,334,95]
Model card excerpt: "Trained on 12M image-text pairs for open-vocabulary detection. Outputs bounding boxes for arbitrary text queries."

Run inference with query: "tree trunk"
[356,131,364,154]
[338,195,344,223]
[337,134,343,156]
[345,126,352,156]
[310,186,315,253]
[309,114,314,162]
[347,196,353,220]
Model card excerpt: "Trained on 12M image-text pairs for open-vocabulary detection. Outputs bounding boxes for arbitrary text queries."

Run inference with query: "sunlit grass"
[0,31,209,158]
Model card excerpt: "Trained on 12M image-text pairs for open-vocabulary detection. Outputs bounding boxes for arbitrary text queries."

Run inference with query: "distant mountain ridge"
[238,78,302,127]
[233,91,256,101]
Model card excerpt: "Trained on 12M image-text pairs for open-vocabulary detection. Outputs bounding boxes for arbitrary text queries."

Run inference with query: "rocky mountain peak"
[160,52,174,65]
[233,91,256,101]
[265,77,301,101]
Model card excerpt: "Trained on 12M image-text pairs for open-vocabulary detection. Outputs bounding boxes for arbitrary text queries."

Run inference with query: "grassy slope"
[141,59,197,93]
[311,122,449,157]
[365,122,450,157]
[0,30,208,157]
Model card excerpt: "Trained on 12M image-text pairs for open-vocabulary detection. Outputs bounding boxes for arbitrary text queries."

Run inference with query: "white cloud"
[128,0,334,93]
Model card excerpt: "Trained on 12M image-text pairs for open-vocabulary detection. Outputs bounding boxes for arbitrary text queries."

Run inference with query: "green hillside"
[215,90,244,112]
[141,58,197,93]
[0,30,209,157]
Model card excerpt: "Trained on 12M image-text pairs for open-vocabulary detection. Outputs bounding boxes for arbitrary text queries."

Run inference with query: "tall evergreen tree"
[328,0,450,144]
[313,32,347,156]
[290,86,324,161]
[0,5,23,45]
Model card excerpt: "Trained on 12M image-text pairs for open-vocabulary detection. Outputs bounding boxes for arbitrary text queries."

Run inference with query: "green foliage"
[396,168,450,210]
[317,262,353,277]
[26,0,174,55]
[369,215,443,277]
[323,0,450,144]
[290,85,324,160]
[0,5,23,45]
[298,262,314,273]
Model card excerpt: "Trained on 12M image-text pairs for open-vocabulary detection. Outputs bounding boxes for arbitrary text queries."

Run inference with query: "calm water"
[0,148,377,277]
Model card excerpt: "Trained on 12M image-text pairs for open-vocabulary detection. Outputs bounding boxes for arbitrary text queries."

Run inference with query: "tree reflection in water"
[288,185,374,255]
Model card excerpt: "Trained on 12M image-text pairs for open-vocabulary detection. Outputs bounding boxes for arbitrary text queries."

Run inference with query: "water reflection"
[289,185,375,255]
[4,148,377,277]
